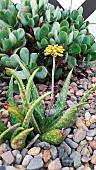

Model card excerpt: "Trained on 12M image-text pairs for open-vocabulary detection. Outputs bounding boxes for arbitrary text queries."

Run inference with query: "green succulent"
[0,63,96,150]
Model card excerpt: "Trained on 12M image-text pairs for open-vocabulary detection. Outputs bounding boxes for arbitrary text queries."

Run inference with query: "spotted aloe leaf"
[3,104,24,123]
[0,120,7,135]
[0,123,20,144]
[46,69,73,126]
[22,91,51,133]
[11,128,33,150]
[8,76,20,125]
[45,103,86,131]
[6,68,29,113]
[41,129,66,145]
[18,60,45,128]
[79,84,96,103]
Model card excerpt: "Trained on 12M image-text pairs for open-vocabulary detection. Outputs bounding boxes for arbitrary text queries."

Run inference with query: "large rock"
[27,157,44,170]
[1,151,14,165]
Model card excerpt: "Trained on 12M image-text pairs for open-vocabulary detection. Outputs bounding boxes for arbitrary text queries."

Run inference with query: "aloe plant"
[0,62,96,149]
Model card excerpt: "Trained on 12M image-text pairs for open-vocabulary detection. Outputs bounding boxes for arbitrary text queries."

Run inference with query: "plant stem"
[51,56,55,101]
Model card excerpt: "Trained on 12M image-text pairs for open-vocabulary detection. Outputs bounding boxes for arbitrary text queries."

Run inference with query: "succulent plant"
[0,63,96,149]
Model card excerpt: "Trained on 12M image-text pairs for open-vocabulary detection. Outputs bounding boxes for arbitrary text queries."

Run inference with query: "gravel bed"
[0,66,96,170]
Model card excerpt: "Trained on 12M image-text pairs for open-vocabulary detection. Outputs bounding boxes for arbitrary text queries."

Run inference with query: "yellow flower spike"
[44,44,64,101]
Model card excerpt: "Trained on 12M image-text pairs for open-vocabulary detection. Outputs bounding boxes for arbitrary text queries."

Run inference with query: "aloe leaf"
[46,69,72,126]
[8,76,18,125]
[23,92,51,133]
[41,129,65,145]
[11,128,33,150]
[3,104,24,123]
[0,120,7,135]
[11,127,24,142]
[45,103,86,131]
[0,123,20,145]
[79,85,96,103]
[26,67,40,102]
[6,68,29,113]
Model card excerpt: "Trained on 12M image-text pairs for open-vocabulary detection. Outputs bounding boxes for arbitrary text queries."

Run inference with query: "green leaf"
[71,10,79,20]
[20,47,29,65]
[51,22,60,33]
[41,38,48,48]
[60,20,69,27]
[0,19,11,28]
[9,32,17,45]
[69,44,81,54]
[28,18,34,27]
[17,28,25,40]
[78,6,83,15]
[40,25,49,39]
[58,31,68,44]
[65,32,73,45]
[60,26,68,33]
[82,36,90,45]
[91,52,96,61]
[0,120,7,135]
[85,54,91,65]
[10,54,19,68]
[30,53,38,62]
[35,27,41,41]
[1,55,10,67]
[68,56,77,68]
[81,44,87,53]
[36,66,48,79]
[2,39,12,51]
[46,10,50,22]
[91,43,96,52]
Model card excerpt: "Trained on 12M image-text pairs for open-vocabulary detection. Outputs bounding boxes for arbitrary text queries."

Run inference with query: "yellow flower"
[44,45,64,57]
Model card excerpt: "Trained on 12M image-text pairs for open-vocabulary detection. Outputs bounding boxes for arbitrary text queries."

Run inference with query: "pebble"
[2,143,11,152]
[84,104,90,109]
[65,138,78,149]
[50,145,57,159]
[27,157,44,170]
[67,100,75,107]
[15,153,22,164]
[21,148,28,158]
[76,118,88,131]
[71,96,77,102]
[3,166,16,170]
[86,136,93,141]
[48,158,62,170]
[61,156,73,167]
[90,115,96,123]
[88,141,96,149]
[77,165,85,170]
[0,160,3,165]
[81,156,91,163]
[43,150,51,163]
[85,112,91,121]
[61,168,70,170]
[73,128,86,143]
[28,147,41,156]
[81,147,90,157]
[60,142,71,155]
[22,155,32,167]
[76,90,84,96]
[87,128,96,137]
[1,151,14,165]
[37,142,51,149]
[91,154,96,164]
[57,147,65,159]
[12,150,20,157]
[70,151,81,168]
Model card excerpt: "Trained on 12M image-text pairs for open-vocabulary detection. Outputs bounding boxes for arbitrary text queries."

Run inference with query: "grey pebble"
[70,151,81,169]
[87,128,96,137]
[2,143,11,152]
[37,142,51,149]
[15,154,22,164]
[60,142,71,155]
[12,150,20,157]
[0,160,3,165]
[27,157,44,170]
[50,145,57,159]
[21,148,28,158]
[22,154,33,167]
[61,168,70,170]
[65,138,78,149]
[76,165,85,170]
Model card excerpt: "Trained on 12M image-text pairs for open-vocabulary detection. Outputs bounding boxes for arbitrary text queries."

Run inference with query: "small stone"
[67,100,75,107]
[77,165,85,170]
[73,128,86,143]
[61,156,73,167]
[81,156,91,163]
[86,136,93,141]
[87,128,96,137]
[76,90,84,96]
[90,115,96,123]
[1,151,14,165]
[81,147,90,157]
[76,118,88,131]
[15,153,22,164]
[91,154,96,164]
[50,145,57,159]
[2,143,11,152]
[12,150,20,157]
[15,165,26,170]
[27,157,44,170]
[38,142,51,149]
[48,158,62,170]
[43,150,51,163]
[88,141,96,149]
[60,142,71,155]
[90,123,96,129]
[71,96,77,102]
[85,112,91,121]
[28,147,41,156]
[92,77,96,83]
[84,104,90,109]
[0,160,3,165]
[5,166,16,170]
[57,147,65,159]
[21,148,28,158]
[70,151,81,168]
[0,145,3,155]
[65,138,78,149]
[22,154,32,167]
